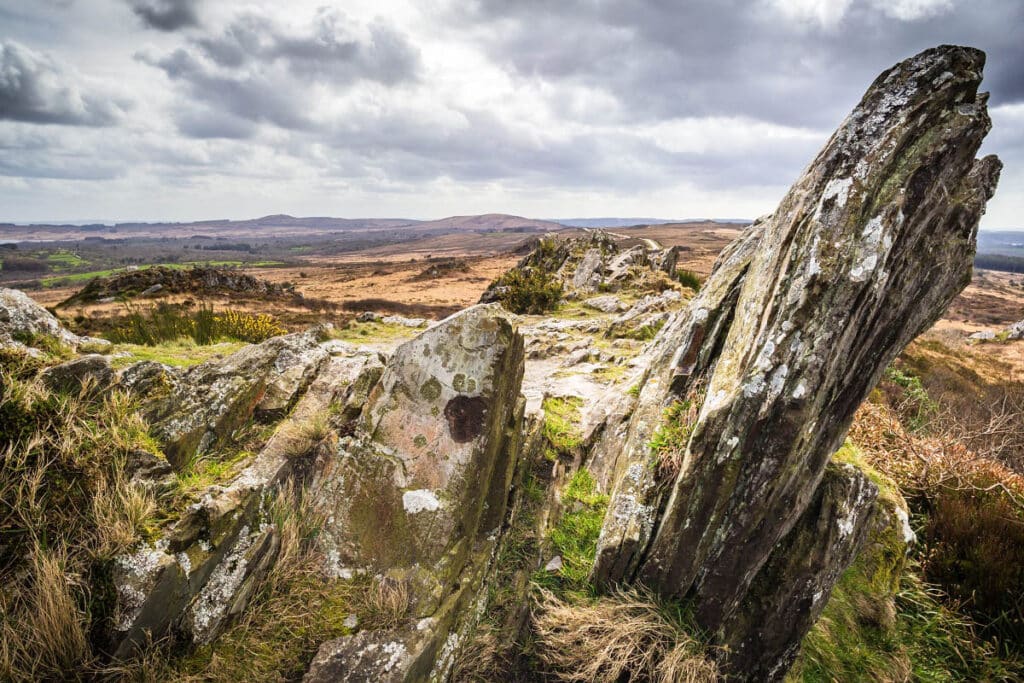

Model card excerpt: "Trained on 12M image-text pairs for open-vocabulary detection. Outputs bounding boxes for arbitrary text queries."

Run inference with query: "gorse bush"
[491,267,563,315]
[106,303,286,346]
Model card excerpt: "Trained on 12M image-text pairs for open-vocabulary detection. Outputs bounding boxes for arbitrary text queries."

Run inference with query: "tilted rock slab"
[592,45,1000,680]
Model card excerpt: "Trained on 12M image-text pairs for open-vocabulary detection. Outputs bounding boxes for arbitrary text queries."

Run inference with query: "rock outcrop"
[590,44,1000,679]
[479,231,679,305]
[0,286,107,352]
[123,329,331,468]
[59,265,292,307]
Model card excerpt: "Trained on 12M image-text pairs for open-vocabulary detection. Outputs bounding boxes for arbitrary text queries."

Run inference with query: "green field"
[39,260,286,288]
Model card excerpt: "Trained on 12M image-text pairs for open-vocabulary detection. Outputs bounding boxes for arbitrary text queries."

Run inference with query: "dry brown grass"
[532,587,718,683]
[91,476,157,560]
[0,547,92,681]
[351,576,411,631]
[282,411,337,461]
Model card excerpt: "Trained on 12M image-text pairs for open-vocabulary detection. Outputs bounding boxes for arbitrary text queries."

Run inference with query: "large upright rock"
[309,304,525,681]
[592,45,1000,680]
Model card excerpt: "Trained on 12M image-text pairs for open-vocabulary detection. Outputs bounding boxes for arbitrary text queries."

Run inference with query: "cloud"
[128,0,200,32]
[0,40,127,126]
[138,8,421,136]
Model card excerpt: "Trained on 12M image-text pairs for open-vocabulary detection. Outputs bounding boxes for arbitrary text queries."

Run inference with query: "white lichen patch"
[191,525,256,642]
[894,505,916,545]
[792,381,808,400]
[403,489,441,513]
[113,543,172,631]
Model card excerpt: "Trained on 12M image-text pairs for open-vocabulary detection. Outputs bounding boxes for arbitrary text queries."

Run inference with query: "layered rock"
[122,329,332,468]
[591,44,1000,680]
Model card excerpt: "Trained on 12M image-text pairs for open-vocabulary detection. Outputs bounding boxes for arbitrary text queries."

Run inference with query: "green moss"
[110,340,248,368]
[789,445,1022,682]
[542,396,583,459]
[613,318,666,341]
[536,469,609,594]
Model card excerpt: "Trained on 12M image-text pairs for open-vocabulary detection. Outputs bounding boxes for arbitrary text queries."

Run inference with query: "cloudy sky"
[0,0,1021,227]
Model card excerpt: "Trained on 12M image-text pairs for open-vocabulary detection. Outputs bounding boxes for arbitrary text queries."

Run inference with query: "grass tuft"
[533,586,717,683]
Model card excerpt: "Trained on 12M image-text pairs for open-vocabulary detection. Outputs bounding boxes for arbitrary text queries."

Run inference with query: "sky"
[0,0,1021,228]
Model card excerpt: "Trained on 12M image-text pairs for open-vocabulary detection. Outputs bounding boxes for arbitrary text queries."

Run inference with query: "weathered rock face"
[318,304,523,605]
[591,44,1000,680]
[124,329,331,468]
[479,231,679,304]
[109,342,385,657]
[0,286,108,352]
[307,303,526,681]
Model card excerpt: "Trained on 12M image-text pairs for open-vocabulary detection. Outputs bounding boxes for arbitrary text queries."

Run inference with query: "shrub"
[676,269,703,291]
[491,268,563,315]
[105,303,286,346]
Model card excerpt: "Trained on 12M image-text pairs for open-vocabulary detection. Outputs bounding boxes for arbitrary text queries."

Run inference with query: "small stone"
[544,555,563,572]
[343,613,359,630]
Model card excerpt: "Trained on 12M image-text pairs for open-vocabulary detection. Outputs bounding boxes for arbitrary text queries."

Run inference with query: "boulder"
[311,303,526,679]
[39,354,115,394]
[582,295,626,313]
[0,286,101,352]
[318,304,523,603]
[591,44,1000,679]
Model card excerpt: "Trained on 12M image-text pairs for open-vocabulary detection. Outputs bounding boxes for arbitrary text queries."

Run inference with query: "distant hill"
[0,213,567,242]
[409,214,565,233]
[556,217,752,228]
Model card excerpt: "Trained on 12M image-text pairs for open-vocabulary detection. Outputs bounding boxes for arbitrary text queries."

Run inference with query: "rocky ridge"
[0,45,1003,682]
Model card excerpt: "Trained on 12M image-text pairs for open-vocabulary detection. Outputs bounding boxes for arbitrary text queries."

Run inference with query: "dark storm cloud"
[128,0,200,32]
[139,47,314,130]
[449,0,1024,128]
[139,8,421,137]
[190,9,420,85]
[0,40,126,126]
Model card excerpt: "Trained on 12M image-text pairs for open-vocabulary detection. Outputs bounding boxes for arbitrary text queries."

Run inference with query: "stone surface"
[125,329,330,468]
[582,295,627,313]
[39,354,115,394]
[718,463,878,680]
[317,304,524,614]
[0,286,101,351]
[591,44,1001,675]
